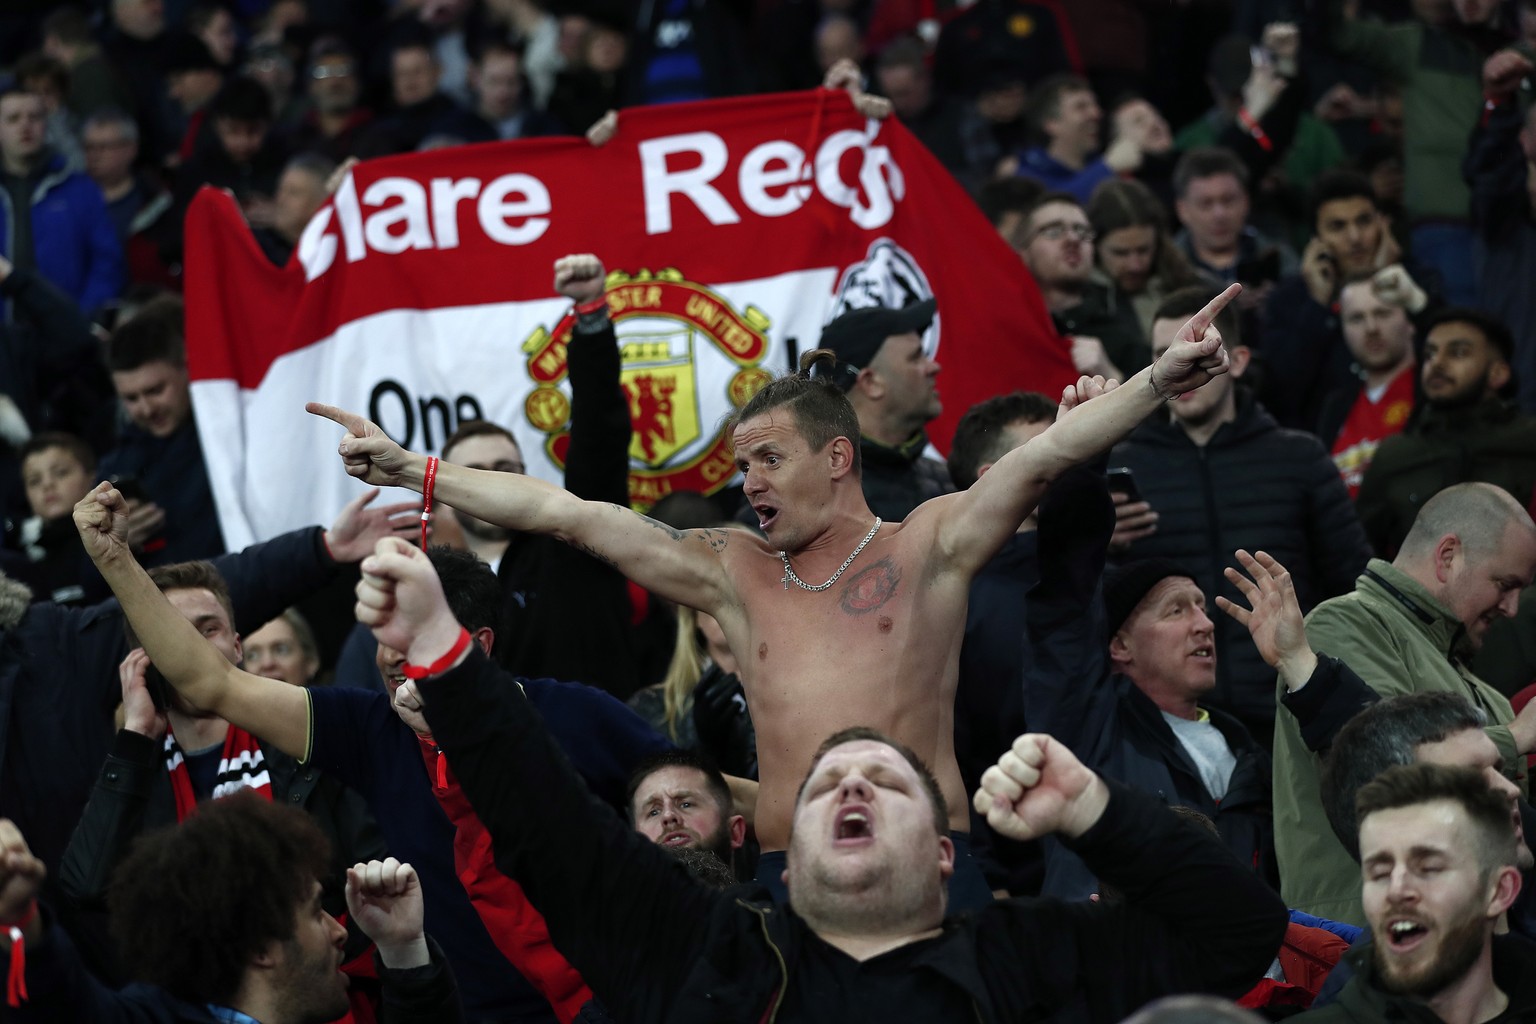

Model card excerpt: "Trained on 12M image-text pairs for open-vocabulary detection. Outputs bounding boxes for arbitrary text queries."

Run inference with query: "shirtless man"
[310,256,1239,905]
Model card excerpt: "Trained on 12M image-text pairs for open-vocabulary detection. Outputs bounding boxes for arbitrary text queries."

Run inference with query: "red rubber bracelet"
[402,627,472,680]
[573,296,609,317]
[420,456,438,552]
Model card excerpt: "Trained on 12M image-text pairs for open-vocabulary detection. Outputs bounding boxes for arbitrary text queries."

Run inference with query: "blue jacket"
[0,153,125,321]
[1015,146,1116,204]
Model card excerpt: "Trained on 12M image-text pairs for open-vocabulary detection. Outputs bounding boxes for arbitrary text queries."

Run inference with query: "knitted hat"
[1104,558,1196,636]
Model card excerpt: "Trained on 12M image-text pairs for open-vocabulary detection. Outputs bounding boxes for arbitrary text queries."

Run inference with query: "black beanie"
[1104,558,1196,636]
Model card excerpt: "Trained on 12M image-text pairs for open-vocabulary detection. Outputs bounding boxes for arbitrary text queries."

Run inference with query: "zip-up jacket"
[1108,391,1371,727]
[1023,469,1275,896]
[0,153,124,321]
[1274,559,1524,924]
[417,646,1289,1023]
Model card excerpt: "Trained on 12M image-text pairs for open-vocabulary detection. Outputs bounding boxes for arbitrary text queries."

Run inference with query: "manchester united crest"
[521,268,774,509]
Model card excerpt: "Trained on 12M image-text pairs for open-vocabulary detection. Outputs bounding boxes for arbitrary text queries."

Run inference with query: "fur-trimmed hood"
[0,572,32,630]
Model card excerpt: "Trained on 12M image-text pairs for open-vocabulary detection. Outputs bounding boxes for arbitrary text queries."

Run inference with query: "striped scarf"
[163,723,273,820]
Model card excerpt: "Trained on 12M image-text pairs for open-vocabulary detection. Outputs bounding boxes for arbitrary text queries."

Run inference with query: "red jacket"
[417,736,593,1023]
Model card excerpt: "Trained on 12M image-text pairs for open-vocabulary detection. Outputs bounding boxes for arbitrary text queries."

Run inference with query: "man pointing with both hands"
[310,273,1249,907]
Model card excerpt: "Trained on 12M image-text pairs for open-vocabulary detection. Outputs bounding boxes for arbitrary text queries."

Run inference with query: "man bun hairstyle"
[730,348,862,476]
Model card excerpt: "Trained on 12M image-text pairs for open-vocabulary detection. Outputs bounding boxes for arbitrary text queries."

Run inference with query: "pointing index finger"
[306,401,369,434]
[1190,282,1242,335]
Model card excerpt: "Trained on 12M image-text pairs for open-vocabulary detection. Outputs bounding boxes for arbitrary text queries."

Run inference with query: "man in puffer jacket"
[1108,286,1370,742]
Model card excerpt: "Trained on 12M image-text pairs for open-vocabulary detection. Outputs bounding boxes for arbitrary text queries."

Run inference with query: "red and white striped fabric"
[184,89,1074,548]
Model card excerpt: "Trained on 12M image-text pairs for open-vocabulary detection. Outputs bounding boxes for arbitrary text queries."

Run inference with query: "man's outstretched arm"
[72,483,310,758]
[932,284,1240,575]
[307,426,738,616]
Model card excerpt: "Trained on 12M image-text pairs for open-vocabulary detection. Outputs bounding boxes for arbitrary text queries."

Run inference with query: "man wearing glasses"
[1020,191,1149,381]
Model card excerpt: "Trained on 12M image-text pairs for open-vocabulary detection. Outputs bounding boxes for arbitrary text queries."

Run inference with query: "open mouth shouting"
[833,805,876,847]
[1384,917,1430,954]
[754,503,780,532]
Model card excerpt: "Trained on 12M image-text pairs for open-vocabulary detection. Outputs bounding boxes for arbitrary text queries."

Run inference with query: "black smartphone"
[109,474,148,503]
[1106,466,1142,503]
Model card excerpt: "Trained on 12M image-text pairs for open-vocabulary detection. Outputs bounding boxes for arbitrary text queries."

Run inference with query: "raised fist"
[1484,49,1534,98]
[553,253,606,304]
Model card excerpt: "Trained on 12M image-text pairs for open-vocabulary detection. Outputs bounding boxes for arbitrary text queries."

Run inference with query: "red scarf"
[163,723,273,820]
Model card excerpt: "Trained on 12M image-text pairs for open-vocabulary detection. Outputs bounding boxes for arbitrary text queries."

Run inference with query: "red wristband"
[402,627,472,680]
[6,900,36,1008]
[420,456,438,552]
[1237,108,1273,152]
[573,295,609,317]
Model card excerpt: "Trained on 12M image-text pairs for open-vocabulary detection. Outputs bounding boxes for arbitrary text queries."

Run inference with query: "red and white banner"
[185,89,1074,549]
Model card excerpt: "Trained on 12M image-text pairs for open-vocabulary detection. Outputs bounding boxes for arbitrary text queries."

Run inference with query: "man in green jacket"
[1273,482,1536,924]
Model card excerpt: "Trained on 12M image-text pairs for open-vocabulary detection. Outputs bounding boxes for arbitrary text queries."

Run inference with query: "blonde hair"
[659,604,707,742]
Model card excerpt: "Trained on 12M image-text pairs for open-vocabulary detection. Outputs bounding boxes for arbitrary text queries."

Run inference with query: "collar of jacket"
[763,902,995,1015]
[1339,933,1536,1021]
[0,573,29,630]
[1131,386,1276,447]
[1357,558,1471,660]
[2,150,73,204]
[1411,395,1519,434]
[861,431,930,468]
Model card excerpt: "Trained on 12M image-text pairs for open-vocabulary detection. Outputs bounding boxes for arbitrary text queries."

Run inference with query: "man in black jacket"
[1109,285,1371,742]
[816,298,954,523]
[1024,467,1275,897]
[0,798,462,1024]
[355,535,1289,1023]
[0,489,411,875]
[433,254,640,698]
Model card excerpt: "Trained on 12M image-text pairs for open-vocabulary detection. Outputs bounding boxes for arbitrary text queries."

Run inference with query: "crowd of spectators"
[3,0,1536,1022]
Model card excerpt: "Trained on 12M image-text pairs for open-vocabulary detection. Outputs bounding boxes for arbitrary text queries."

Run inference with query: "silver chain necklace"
[780,518,882,591]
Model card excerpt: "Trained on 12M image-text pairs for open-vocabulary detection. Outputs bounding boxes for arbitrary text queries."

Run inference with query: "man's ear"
[250,938,281,971]
[852,365,882,401]
[473,625,495,657]
[1108,630,1132,667]
[937,833,955,881]
[728,814,747,850]
[976,461,996,480]
[1489,864,1522,918]
[1433,533,1461,584]
[828,436,857,481]
[1489,358,1512,394]
[1228,344,1252,380]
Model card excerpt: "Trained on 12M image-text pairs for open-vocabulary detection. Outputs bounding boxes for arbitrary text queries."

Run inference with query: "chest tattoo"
[839,557,902,617]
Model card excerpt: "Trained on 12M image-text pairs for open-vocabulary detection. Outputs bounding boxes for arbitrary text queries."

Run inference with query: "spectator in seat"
[0,84,125,323]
